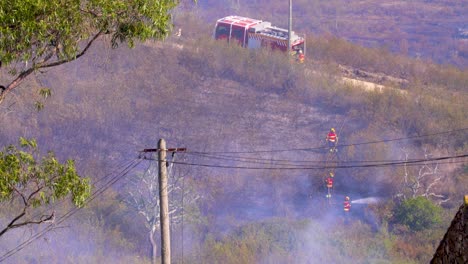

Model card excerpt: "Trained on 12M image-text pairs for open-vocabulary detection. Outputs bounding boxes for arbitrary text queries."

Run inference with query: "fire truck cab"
[214,15,305,56]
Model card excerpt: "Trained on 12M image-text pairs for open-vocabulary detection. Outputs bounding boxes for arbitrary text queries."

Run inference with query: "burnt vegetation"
[1,3,467,264]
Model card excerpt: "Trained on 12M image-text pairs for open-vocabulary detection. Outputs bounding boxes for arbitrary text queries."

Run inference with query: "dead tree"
[126,155,199,264]
[396,149,450,205]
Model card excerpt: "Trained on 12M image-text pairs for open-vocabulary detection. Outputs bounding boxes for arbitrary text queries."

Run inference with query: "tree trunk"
[149,230,158,264]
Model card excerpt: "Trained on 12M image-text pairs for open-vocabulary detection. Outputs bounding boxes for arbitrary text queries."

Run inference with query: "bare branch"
[398,149,448,203]
[425,175,442,196]
[12,186,28,206]
[0,212,55,237]
[0,209,26,236]
[1,31,103,103]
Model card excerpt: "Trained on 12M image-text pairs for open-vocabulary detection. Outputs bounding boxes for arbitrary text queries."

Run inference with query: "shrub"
[392,197,442,231]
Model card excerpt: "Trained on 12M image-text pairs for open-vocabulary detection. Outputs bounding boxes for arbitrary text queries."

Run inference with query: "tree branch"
[0,209,26,237]
[12,186,28,206]
[0,212,54,237]
[39,31,103,69]
[27,185,45,202]
[1,31,103,103]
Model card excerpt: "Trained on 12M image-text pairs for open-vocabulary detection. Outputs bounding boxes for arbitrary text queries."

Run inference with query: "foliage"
[392,224,446,262]
[200,220,305,264]
[194,218,429,264]
[0,0,181,102]
[0,0,177,65]
[0,137,91,236]
[392,196,442,231]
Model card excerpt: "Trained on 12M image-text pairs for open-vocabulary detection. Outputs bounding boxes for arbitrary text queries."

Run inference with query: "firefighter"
[326,128,338,152]
[297,49,305,63]
[344,196,351,212]
[325,172,334,198]
[326,172,334,189]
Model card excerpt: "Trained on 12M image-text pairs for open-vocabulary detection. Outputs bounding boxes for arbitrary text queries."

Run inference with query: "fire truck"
[213,15,306,60]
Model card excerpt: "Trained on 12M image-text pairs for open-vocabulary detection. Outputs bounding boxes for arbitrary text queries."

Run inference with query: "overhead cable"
[141,153,467,170]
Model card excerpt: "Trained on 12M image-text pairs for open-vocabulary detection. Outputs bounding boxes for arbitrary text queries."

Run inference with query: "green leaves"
[392,196,442,231]
[0,0,179,68]
[19,137,37,149]
[0,137,93,236]
[39,88,51,98]
[1,0,184,103]
[0,137,91,208]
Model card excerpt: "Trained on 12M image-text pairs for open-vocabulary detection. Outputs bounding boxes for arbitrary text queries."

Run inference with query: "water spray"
[351,197,381,204]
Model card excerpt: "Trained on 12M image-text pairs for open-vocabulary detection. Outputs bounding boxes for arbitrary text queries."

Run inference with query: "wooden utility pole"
[158,139,171,264]
[140,144,185,264]
[288,0,292,54]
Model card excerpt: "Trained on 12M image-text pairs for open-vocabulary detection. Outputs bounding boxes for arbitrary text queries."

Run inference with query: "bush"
[392,197,442,231]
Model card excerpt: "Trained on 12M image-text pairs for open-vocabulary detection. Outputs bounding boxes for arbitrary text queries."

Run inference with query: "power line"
[141,153,467,170]
[169,158,466,170]
[0,159,142,262]
[185,127,468,154]
[184,151,436,166]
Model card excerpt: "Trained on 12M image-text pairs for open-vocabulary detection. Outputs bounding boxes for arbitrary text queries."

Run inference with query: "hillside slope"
[0,30,467,263]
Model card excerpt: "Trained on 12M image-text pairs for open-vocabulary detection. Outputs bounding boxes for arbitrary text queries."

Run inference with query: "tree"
[396,149,450,205]
[0,137,91,236]
[0,0,182,104]
[392,196,442,231]
[126,154,199,264]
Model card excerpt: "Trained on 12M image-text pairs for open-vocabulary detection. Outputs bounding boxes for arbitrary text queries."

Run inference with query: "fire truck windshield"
[215,24,229,40]
[230,26,245,45]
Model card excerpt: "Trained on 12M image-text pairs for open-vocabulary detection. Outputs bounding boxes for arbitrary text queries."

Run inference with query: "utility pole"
[288,0,292,54]
[158,139,171,264]
[140,144,187,264]
[139,144,187,264]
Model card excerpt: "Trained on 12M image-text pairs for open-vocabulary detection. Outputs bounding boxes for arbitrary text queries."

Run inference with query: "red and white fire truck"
[213,15,306,60]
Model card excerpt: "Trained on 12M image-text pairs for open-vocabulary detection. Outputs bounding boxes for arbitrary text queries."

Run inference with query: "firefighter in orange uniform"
[344,196,351,212]
[326,172,334,188]
[297,49,305,63]
[326,128,338,152]
[325,172,334,198]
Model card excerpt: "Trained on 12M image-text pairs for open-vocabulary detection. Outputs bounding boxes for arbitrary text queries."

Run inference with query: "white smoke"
[351,197,381,204]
